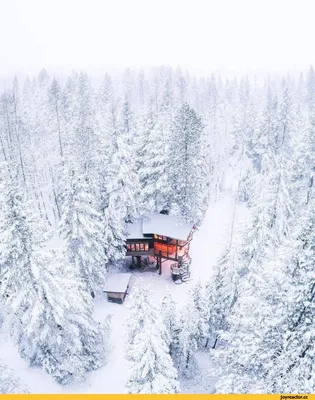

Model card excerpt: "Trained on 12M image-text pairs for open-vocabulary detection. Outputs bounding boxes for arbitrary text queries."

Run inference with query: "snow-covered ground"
[0,195,248,393]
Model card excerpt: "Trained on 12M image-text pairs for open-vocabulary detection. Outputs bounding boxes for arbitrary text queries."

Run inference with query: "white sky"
[0,0,314,77]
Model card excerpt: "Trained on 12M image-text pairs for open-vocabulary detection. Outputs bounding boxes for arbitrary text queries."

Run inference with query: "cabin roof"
[126,214,192,241]
[143,213,191,241]
[126,219,145,239]
[103,273,132,294]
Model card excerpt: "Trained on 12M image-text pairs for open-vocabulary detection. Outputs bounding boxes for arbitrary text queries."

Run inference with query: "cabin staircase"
[179,269,191,283]
[171,254,192,284]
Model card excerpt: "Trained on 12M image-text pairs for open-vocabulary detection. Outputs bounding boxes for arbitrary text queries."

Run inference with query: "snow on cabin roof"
[143,214,192,241]
[126,214,192,241]
[103,273,132,294]
[126,219,145,239]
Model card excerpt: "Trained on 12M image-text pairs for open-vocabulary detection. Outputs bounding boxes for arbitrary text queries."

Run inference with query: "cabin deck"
[126,249,155,257]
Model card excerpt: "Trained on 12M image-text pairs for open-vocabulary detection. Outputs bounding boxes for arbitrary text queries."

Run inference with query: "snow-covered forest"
[1,66,315,393]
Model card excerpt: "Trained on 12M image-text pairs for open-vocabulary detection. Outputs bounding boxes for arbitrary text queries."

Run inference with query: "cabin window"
[139,243,149,251]
[154,234,167,241]
[126,242,149,252]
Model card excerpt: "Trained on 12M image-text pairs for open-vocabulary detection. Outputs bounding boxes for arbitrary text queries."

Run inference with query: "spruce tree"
[173,298,199,377]
[10,249,107,384]
[103,198,126,267]
[190,281,209,348]
[0,361,29,394]
[59,165,106,297]
[161,289,178,356]
[104,100,139,223]
[215,208,315,394]
[136,107,170,214]
[0,163,107,384]
[126,281,179,394]
[306,66,315,110]
[169,103,208,223]
[263,210,315,393]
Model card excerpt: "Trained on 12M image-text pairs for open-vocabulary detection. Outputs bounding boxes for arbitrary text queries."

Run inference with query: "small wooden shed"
[103,273,132,304]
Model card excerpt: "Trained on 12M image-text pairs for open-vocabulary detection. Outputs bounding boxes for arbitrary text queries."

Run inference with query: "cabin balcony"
[126,241,155,257]
[126,249,155,257]
[126,239,190,261]
[153,239,190,261]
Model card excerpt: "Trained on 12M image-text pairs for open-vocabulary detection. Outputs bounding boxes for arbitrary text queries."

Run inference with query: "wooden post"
[159,250,162,275]
[136,256,141,268]
[175,240,178,260]
[132,256,135,266]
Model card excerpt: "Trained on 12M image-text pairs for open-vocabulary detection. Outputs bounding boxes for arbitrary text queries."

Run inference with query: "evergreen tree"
[190,281,209,348]
[98,74,113,109]
[102,198,126,267]
[0,361,29,394]
[10,249,107,384]
[292,106,315,207]
[215,208,315,393]
[204,194,246,350]
[48,78,64,160]
[265,211,315,393]
[136,107,170,214]
[161,289,178,356]
[169,103,208,223]
[0,163,47,300]
[126,281,179,394]
[173,298,199,377]
[59,165,106,296]
[306,66,315,110]
[104,100,139,223]
[0,164,107,384]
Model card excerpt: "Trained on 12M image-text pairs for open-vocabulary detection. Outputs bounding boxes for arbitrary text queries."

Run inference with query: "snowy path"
[0,195,246,393]
[190,195,236,280]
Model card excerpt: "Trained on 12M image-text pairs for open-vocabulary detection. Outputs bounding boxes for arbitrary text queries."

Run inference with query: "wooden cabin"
[126,214,195,279]
[103,273,132,304]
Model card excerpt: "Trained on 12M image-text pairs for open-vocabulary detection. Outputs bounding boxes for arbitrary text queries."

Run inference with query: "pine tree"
[294,106,315,206]
[169,103,208,223]
[205,78,228,202]
[10,249,107,384]
[48,78,64,160]
[75,72,98,180]
[136,107,170,214]
[59,165,106,296]
[0,361,29,393]
[215,208,315,394]
[306,66,315,110]
[104,100,139,223]
[126,281,179,394]
[263,210,315,393]
[268,82,295,242]
[0,162,47,300]
[98,74,113,109]
[161,289,178,356]
[103,198,126,267]
[0,163,107,384]
[190,281,209,348]
[173,298,199,377]
[204,248,240,351]
[238,89,284,269]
